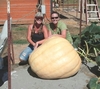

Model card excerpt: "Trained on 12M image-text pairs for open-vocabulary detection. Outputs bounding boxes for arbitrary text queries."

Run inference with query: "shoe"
[19,61,27,65]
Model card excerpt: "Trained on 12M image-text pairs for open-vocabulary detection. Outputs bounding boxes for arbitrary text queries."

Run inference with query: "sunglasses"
[35,17,43,20]
[51,17,58,19]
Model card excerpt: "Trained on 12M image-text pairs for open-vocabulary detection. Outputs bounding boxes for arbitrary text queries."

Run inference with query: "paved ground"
[0,61,98,89]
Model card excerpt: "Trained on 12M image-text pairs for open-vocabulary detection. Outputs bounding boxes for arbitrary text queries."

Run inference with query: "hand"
[34,42,39,50]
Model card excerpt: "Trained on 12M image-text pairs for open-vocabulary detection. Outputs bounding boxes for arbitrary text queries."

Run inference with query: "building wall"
[44,1,51,18]
[0,0,51,25]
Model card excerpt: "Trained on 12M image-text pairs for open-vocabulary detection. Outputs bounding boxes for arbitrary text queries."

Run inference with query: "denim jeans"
[19,44,34,61]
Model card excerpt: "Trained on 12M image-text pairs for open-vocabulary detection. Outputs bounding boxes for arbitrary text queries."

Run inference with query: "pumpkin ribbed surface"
[29,36,81,79]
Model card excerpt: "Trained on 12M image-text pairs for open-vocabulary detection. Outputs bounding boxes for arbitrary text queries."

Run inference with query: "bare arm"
[58,29,66,38]
[27,24,35,46]
[48,30,52,37]
[49,29,66,39]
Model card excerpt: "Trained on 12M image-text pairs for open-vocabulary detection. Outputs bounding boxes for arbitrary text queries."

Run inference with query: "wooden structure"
[79,0,100,24]
[0,0,51,25]
[85,0,100,24]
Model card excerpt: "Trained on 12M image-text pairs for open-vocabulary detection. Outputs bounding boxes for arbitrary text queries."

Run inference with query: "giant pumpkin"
[29,36,81,79]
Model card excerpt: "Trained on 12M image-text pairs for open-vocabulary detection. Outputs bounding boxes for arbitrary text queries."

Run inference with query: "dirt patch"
[1,44,28,64]
[13,44,28,63]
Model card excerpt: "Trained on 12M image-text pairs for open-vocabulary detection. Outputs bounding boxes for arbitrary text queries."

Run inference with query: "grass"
[13,39,28,44]
[15,26,27,31]
[12,25,28,44]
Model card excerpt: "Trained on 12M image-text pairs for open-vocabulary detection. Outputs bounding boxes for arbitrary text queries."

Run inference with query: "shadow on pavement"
[27,66,40,79]
[84,63,100,77]
[27,66,78,80]
[88,66,100,77]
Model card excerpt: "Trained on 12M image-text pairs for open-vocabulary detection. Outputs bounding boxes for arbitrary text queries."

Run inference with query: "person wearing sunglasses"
[19,12,48,64]
[47,11,73,44]
[47,11,67,39]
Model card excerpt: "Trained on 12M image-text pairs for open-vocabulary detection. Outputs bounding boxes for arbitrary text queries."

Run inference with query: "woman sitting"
[19,12,48,64]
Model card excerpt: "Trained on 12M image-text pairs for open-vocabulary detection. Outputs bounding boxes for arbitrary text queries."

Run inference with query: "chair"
[0,18,12,56]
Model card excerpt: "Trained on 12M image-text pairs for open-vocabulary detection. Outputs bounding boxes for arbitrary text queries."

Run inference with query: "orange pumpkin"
[29,36,81,79]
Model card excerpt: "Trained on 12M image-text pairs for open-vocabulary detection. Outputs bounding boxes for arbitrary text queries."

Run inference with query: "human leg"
[19,45,33,62]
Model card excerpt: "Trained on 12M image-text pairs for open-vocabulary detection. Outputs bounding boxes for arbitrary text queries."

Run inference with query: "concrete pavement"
[0,62,97,89]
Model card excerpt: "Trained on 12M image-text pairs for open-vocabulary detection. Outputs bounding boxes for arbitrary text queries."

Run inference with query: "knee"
[19,53,28,62]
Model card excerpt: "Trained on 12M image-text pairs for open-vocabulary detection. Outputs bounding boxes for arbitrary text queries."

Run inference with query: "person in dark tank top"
[19,12,48,64]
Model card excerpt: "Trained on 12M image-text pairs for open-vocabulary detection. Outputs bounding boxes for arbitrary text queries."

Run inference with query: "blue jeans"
[19,44,34,61]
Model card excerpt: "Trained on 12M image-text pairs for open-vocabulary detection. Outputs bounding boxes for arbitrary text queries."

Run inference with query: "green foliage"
[87,77,100,89]
[72,35,81,48]
[95,56,100,66]
[81,23,100,48]
[79,23,100,47]
[72,22,100,64]
[72,22,100,89]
